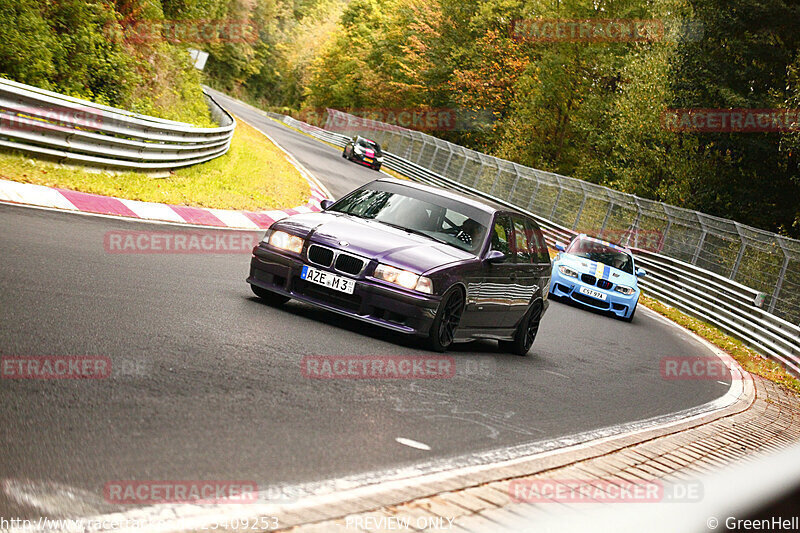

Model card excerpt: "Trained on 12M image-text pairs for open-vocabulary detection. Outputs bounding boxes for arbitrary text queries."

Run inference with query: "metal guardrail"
[283,115,800,377]
[324,109,800,327]
[0,77,235,170]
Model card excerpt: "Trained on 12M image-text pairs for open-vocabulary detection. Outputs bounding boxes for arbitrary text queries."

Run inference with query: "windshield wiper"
[375,221,447,245]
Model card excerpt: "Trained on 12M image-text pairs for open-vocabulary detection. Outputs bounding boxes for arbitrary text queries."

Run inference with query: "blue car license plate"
[301,265,355,294]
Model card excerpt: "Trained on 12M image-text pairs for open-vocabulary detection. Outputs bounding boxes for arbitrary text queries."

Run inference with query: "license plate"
[579,286,607,300]
[301,265,355,294]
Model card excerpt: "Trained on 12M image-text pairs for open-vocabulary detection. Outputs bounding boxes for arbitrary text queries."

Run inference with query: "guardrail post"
[691,223,708,266]
[572,190,588,230]
[527,178,541,210]
[768,248,790,314]
[508,165,522,203]
[549,179,563,220]
[600,201,614,234]
[489,166,502,195]
[456,156,469,183]
[473,159,485,188]
[730,223,748,280]
[416,137,426,164]
[442,148,454,176]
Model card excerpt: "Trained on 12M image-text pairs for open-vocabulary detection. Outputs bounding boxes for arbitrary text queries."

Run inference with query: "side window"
[490,215,514,258]
[512,217,532,263]
[525,219,549,264]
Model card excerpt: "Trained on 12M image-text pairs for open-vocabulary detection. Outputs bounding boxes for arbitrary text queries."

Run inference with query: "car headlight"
[558,265,579,278]
[374,264,433,294]
[268,230,304,254]
[376,155,384,161]
[615,284,635,295]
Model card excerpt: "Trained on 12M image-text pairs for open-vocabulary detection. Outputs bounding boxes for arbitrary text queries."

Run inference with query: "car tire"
[251,284,290,306]
[623,300,638,322]
[500,302,543,356]
[373,163,382,171]
[427,288,464,353]
[342,149,347,158]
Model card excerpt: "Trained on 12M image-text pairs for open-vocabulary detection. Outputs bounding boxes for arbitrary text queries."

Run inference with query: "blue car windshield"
[331,188,489,253]
[567,238,634,274]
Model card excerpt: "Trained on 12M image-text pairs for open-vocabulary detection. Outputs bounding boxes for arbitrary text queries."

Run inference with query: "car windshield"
[567,238,634,274]
[356,138,381,154]
[331,187,489,253]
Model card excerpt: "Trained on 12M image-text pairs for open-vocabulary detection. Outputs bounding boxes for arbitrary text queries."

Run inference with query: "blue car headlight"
[558,265,579,278]
[615,284,635,295]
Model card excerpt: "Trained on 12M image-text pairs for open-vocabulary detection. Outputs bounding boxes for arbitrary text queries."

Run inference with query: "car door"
[477,214,518,329]
[507,215,537,325]
[526,217,551,302]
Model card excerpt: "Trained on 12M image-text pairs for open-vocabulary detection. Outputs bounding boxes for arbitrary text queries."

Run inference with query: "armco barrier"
[282,115,800,377]
[0,77,234,170]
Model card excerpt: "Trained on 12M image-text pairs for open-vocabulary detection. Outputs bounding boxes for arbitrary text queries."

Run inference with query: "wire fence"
[325,109,800,326]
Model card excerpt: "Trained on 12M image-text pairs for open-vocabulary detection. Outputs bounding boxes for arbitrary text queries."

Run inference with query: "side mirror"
[485,250,507,264]
[555,242,566,252]
[636,268,647,278]
[320,199,334,210]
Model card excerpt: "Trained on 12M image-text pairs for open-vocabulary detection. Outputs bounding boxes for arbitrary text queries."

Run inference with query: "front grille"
[308,245,334,267]
[335,254,365,275]
[597,279,613,290]
[581,274,597,285]
[572,292,610,309]
[295,279,362,312]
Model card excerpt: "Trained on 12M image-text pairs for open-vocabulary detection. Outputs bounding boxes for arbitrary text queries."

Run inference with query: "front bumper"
[352,153,382,168]
[247,245,439,336]
[549,267,638,318]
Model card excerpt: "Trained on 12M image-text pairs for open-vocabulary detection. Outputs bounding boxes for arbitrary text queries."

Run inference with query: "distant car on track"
[343,136,384,170]
[549,234,646,322]
[247,178,551,354]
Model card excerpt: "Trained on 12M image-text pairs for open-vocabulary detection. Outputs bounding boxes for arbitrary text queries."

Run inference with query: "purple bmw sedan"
[247,178,551,354]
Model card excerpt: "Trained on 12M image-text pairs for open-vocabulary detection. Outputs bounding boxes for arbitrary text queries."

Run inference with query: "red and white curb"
[0,114,333,230]
[0,178,327,230]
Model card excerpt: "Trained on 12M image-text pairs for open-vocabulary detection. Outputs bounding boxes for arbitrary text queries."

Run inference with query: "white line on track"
[542,369,569,379]
[396,438,432,451]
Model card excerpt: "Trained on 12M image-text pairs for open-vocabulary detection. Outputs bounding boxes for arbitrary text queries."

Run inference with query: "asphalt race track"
[0,94,730,520]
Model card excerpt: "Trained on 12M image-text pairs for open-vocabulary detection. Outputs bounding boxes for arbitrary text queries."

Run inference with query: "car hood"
[557,253,638,286]
[273,212,475,274]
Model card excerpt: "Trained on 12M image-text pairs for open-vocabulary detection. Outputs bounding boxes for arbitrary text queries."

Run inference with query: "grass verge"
[641,294,800,396]
[0,116,310,211]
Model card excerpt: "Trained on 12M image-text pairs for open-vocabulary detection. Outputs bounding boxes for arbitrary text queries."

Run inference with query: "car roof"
[371,177,520,217]
[574,234,633,255]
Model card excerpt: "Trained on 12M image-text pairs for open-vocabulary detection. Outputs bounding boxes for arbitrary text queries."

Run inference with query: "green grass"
[0,116,310,211]
[640,294,800,396]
